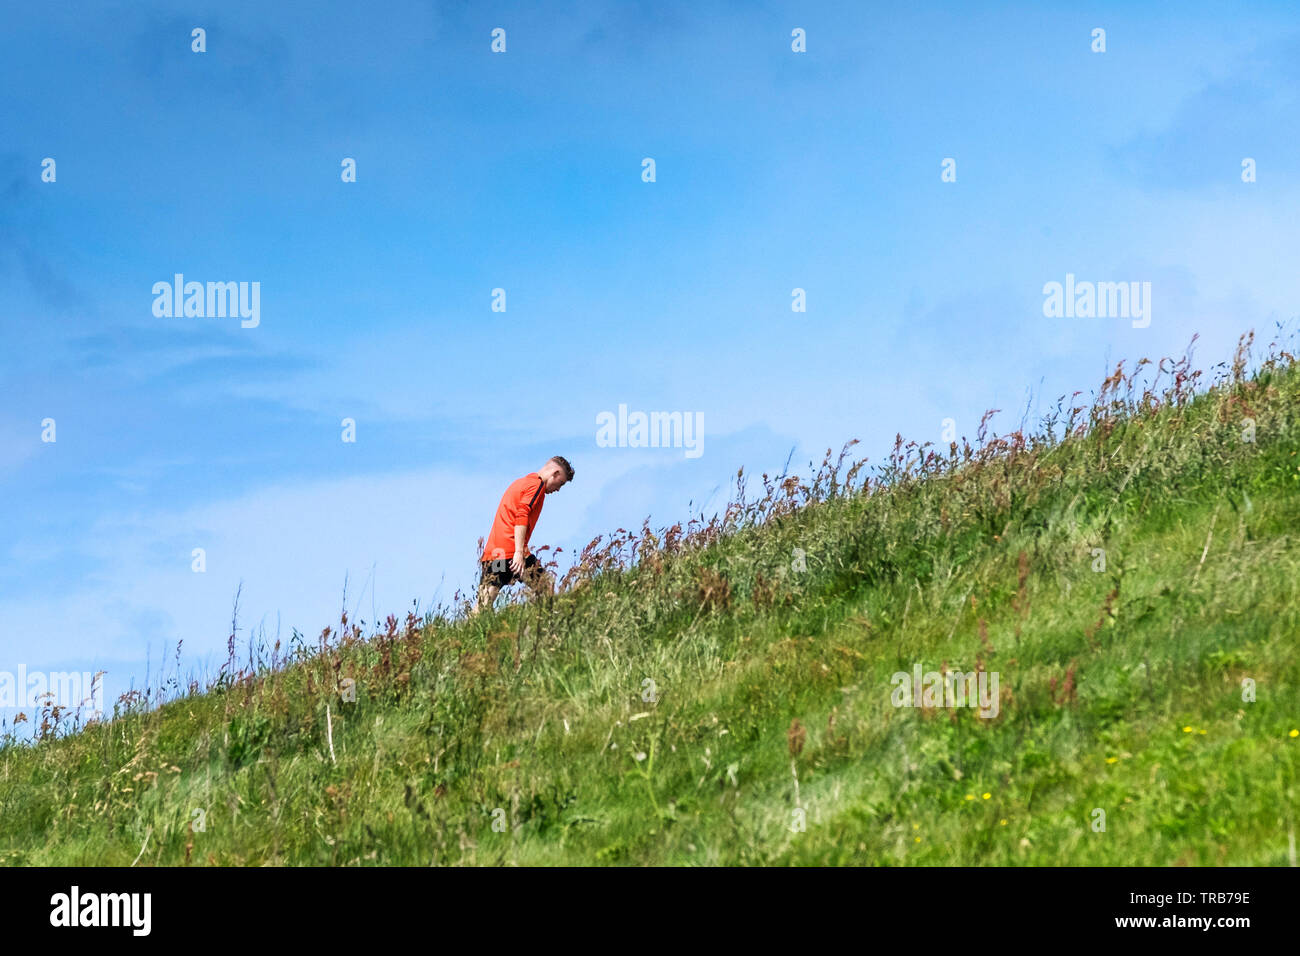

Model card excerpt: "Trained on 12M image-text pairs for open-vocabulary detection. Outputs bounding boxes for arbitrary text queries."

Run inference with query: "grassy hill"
[3,332,1298,866]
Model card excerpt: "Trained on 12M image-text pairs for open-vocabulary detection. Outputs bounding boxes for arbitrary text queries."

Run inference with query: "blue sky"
[2,0,1297,717]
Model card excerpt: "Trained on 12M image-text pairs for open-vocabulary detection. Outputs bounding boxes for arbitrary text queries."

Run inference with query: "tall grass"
[2,329,1298,865]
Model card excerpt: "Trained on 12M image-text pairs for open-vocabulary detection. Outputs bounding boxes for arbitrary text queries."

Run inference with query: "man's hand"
[510,552,526,576]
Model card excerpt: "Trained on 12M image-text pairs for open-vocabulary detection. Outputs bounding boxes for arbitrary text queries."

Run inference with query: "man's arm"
[510,476,544,574]
[509,525,528,575]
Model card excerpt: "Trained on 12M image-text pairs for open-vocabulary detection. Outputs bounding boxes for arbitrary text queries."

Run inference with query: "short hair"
[549,455,574,482]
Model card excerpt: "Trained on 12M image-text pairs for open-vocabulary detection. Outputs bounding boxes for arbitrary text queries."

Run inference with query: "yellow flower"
[1105,756,1118,764]
[982,792,991,800]
[1289,729,1298,738]
[1182,726,1193,733]
[999,819,1008,826]
[964,794,975,801]
[1198,729,1207,735]
[912,823,920,830]
[914,836,921,843]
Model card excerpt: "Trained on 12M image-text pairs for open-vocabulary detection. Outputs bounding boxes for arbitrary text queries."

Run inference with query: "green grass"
[3,333,1299,866]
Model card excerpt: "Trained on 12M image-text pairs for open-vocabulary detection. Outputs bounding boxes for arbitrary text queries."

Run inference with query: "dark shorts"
[480,553,542,589]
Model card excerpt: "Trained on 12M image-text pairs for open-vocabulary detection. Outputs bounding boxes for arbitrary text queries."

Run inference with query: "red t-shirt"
[481,473,546,563]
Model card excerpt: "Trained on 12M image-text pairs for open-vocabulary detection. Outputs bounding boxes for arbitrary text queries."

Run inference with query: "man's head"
[539,455,574,493]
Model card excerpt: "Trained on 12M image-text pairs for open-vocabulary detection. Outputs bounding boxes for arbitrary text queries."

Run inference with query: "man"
[472,456,574,615]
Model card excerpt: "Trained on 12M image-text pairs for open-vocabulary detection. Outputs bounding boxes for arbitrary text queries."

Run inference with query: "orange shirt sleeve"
[516,475,545,532]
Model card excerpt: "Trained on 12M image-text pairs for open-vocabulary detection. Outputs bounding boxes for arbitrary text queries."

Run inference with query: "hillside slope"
[3,334,1298,866]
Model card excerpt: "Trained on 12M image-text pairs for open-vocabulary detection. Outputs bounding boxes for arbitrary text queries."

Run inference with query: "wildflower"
[1289,729,1298,738]
[1182,726,1193,733]
[787,718,805,757]
[1105,756,1118,764]
[982,793,991,800]
[964,794,975,801]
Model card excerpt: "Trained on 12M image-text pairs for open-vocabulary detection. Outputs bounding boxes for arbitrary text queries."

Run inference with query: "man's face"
[542,465,569,493]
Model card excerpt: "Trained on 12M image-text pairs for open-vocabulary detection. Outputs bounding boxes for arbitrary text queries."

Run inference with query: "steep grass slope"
[2,334,1298,865]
